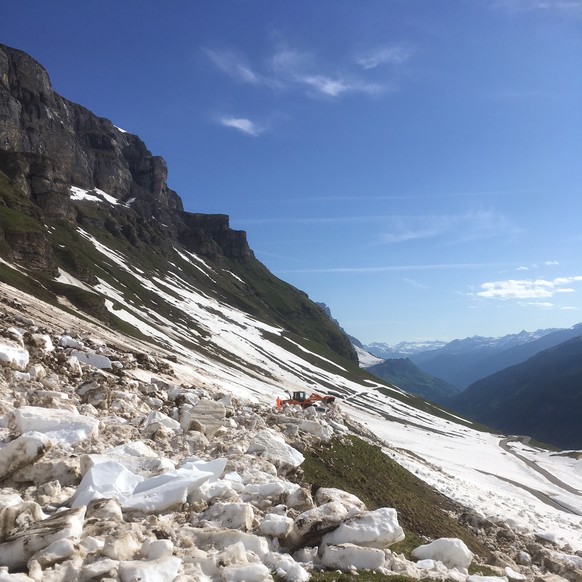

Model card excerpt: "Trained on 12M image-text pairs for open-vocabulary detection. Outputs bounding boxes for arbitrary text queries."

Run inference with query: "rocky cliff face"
[0,43,357,365]
[0,43,249,260]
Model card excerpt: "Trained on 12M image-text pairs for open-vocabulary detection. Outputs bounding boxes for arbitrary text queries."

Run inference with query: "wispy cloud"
[239,210,516,239]
[376,209,519,245]
[219,116,263,136]
[477,276,582,299]
[204,48,262,85]
[205,40,398,101]
[298,75,349,97]
[278,262,515,275]
[355,45,412,70]
[402,277,429,289]
[270,189,541,204]
[298,74,382,98]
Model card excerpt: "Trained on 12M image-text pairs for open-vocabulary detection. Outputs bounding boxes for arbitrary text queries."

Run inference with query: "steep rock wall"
[0,43,249,258]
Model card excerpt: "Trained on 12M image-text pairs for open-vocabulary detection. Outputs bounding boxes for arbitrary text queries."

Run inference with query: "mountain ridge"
[0,42,358,366]
[0,42,581,581]
[446,335,582,450]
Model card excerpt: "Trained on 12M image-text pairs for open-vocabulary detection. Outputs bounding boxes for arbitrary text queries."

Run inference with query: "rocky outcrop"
[0,43,250,259]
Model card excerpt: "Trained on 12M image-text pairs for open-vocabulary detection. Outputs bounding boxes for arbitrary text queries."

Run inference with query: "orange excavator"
[277,390,335,410]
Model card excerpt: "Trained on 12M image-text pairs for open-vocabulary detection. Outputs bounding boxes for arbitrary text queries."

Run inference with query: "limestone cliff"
[0,43,250,261]
[0,43,357,365]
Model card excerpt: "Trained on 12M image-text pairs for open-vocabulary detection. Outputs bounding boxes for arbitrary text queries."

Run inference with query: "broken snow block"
[71,459,143,508]
[118,556,182,582]
[28,538,76,569]
[200,502,254,531]
[70,350,112,370]
[247,429,304,475]
[0,506,85,571]
[122,466,213,514]
[322,507,405,549]
[321,542,386,571]
[411,537,473,571]
[298,420,333,443]
[181,400,225,438]
[294,502,349,548]
[314,487,367,513]
[0,432,52,481]
[221,563,271,582]
[0,494,46,543]
[0,341,29,370]
[13,406,99,445]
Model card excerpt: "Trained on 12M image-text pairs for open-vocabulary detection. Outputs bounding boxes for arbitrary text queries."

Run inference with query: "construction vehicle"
[277,390,335,410]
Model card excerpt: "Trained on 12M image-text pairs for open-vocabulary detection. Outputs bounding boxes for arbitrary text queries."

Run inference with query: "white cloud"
[270,45,311,77]
[519,301,554,309]
[517,266,529,271]
[295,74,381,98]
[204,49,262,85]
[477,276,582,299]
[545,260,560,266]
[219,116,263,137]
[356,45,412,69]
[377,209,518,245]
[206,41,388,102]
[299,75,349,97]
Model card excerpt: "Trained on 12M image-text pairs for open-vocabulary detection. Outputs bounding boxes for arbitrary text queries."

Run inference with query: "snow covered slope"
[2,272,581,558]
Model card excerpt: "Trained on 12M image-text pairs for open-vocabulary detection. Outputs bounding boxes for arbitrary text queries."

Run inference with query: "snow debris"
[0,291,579,582]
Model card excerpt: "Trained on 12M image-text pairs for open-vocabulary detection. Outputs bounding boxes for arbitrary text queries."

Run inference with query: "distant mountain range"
[445,336,582,450]
[366,358,460,403]
[357,325,582,448]
[364,326,582,390]
[364,339,447,359]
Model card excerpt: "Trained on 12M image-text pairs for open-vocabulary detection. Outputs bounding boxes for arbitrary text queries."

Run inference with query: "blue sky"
[3,0,582,344]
